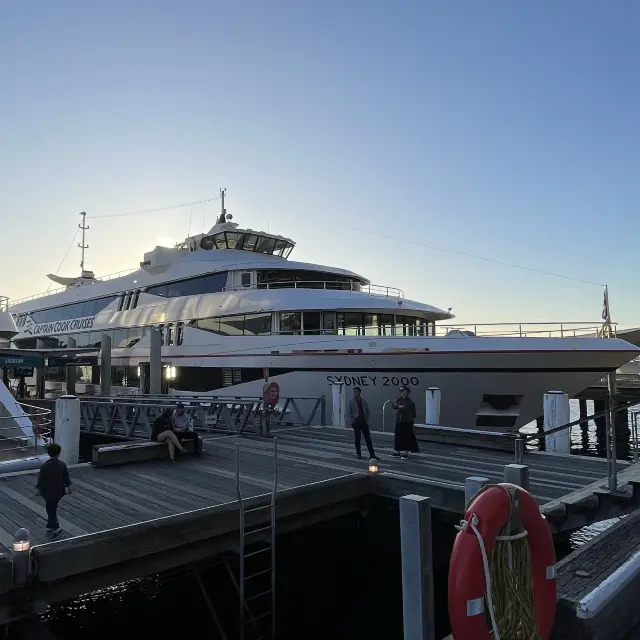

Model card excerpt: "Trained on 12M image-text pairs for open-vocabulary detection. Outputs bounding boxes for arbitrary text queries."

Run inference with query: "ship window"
[241,272,251,287]
[322,312,337,334]
[244,313,272,336]
[146,272,228,298]
[166,324,173,346]
[256,236,277,254]
[176,322,184,346]
[279,312,301,335]
[29,296,118,324]
[303,312,321,335]
[132,290,141,309]
[338,313,365,336]
[378,314,394,336]
[218,316,244,336]
[124,292,132,311]
[117,294,125,312]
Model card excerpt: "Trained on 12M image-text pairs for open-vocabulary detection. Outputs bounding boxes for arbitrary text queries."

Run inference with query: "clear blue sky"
[1,0,639,327]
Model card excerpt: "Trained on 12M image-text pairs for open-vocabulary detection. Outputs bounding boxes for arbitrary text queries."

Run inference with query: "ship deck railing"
[267,321,615,339]
[223,280,405,299]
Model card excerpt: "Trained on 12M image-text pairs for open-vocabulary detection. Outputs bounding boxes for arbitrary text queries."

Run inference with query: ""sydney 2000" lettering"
[326,375,420,388]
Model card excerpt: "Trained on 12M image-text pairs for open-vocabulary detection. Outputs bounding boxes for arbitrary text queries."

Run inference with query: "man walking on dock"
[347,387,378,461]
[36,443,71,539]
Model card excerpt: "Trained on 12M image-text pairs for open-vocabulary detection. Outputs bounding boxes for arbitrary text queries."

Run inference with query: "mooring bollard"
[331,382,346,428]
[12,528,31,586]
[425,387,441,426]
[399,495,435,640]
[504,463,530,491]
[54,395,81,465]
[464,476,490,505]
[543,391,570,454]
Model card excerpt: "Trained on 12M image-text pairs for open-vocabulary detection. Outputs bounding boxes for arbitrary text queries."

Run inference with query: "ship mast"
[78,211,89,272]
[217,188,227,225]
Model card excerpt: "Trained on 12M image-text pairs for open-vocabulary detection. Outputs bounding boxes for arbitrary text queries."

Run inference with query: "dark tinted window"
[244,313,272,335]
[146,272,228,298]
[29,296,117,324]
[257,270,362,291]
[280,312,301,334]
[193,313,272,336]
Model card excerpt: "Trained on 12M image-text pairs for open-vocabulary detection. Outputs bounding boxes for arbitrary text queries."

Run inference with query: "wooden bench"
[91,436,203,468]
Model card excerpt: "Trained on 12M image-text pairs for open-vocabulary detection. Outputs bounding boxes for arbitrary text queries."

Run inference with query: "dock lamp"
[368,458,379,473]
[12,528,31,586]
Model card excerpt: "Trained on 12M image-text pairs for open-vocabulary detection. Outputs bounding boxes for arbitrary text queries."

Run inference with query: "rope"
[456,485,542,640]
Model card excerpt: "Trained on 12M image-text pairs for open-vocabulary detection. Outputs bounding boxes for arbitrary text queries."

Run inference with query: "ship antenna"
[78,211,89,272]
[217,187,227,225]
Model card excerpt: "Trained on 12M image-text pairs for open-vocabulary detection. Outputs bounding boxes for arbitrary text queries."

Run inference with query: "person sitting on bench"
[152,408,186,463]
[172,403,202,456]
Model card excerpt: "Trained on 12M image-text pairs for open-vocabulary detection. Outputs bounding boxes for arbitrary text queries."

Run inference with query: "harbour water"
[33,400,640,639]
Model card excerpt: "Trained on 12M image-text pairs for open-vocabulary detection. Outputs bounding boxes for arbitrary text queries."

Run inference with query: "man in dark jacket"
[36,443,71,539]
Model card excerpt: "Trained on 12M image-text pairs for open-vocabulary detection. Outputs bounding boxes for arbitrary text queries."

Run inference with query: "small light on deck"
[12,528,31,586]
[368,459,379,473]
[13,528,30,553]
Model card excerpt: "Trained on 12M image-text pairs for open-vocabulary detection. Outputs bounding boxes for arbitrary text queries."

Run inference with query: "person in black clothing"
[392,386,419,459]
[152,408,186,463]
[36,443,71,539]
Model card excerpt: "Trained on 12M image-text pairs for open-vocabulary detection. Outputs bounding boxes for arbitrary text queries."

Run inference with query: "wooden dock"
[0,425,638,625]
[554,508,640,639]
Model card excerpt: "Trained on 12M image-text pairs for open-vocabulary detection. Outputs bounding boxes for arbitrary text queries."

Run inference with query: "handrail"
[10,267,139,306]
[223,280,405,299]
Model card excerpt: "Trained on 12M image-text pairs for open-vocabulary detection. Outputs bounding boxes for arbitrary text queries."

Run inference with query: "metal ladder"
[235,438,278,640]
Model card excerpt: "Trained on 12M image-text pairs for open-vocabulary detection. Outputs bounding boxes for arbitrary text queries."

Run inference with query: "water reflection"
[520,399,636,461]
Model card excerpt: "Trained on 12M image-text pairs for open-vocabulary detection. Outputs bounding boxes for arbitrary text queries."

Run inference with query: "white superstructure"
[8,192,640,430]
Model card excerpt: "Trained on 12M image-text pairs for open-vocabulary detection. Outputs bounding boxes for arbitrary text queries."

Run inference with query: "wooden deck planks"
[0,426,630,554]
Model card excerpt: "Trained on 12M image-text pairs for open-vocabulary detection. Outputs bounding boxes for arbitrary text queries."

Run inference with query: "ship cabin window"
[200,231,294,258]
[146,272,229,298]
[193,312,272,336]
[241,272,252,287]
[276,311,431,336]
[257,270,362,291]
[19,296,118,325]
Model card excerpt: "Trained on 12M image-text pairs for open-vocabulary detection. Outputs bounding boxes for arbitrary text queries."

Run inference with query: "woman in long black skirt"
[392,386,419,459]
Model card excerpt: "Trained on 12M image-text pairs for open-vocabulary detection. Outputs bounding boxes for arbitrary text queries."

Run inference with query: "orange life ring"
[448,483,556,639]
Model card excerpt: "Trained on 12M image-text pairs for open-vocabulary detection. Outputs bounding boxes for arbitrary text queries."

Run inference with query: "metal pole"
[236,443,245,640]
[632,412,638,464]
[607,372,618,490]
[271,437,278,640]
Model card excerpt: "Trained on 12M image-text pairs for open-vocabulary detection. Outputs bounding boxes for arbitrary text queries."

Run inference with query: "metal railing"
[436,321,617,338]
[0,401,53,452]
[66,394,326,439]
[10,267,139,306]
[223,280,404,299]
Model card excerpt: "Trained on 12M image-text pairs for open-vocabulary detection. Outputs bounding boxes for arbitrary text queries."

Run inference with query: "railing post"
[607,372,618,490]
[399,495,435,640]
[504,464,530,491]
[543,391,570,454]
[515,437,525,465]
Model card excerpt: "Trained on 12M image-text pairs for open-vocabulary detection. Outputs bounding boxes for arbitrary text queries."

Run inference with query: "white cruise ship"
[7,195,639,430]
